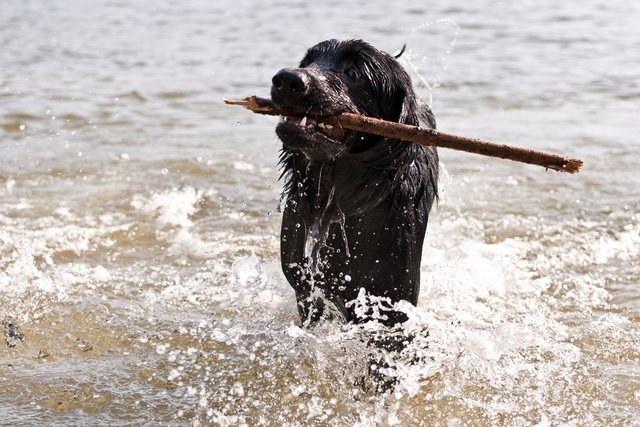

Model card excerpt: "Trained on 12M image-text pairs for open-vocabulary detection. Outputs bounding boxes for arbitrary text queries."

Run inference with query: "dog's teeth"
[325,124,333,130]
[300,116,307,127]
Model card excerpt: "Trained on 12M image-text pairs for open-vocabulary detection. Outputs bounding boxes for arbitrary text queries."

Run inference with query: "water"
[1,0,639,425]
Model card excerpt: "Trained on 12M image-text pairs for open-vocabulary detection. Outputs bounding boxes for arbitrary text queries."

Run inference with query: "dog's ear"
[418,103,436,129]
[386,71,419,126]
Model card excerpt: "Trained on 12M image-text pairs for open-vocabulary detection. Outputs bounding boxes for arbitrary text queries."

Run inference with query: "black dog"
[272,39,438,327]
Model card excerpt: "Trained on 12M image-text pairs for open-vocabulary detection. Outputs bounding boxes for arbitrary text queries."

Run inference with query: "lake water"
[1,0,639,425]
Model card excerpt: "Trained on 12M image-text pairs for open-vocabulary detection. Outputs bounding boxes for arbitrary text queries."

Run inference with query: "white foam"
[231,160,255,172]
[140,255,291,316]
[132,186,204,229]
[130,186,232,259]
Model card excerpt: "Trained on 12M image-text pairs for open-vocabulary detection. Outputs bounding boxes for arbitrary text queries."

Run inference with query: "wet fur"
[273,39,438,326]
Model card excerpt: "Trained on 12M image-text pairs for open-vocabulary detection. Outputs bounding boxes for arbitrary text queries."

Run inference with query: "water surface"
[1,0,639,425]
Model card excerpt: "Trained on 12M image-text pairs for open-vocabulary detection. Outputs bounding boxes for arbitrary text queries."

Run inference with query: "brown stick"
[225,96,583,174]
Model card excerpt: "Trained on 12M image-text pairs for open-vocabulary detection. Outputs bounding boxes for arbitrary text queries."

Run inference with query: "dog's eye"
[345,68,360,79]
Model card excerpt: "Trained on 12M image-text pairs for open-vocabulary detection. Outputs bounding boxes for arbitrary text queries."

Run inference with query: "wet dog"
[273,39,438,327]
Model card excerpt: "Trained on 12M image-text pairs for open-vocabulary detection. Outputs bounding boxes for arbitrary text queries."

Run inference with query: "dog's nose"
[272,69,308,96]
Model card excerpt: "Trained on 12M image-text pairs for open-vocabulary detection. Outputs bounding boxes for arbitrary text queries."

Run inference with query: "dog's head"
[272,39,419,161]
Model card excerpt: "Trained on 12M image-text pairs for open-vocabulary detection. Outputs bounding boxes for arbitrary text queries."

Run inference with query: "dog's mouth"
[276,114,353,161]
[278,115,347,141]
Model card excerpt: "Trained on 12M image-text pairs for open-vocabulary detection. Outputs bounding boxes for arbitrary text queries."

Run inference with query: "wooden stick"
[225,96,583,174]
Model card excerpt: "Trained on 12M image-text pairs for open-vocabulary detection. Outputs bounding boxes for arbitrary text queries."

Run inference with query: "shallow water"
[2,0,640,425]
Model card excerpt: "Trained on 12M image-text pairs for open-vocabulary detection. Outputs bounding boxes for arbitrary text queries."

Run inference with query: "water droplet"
[161,168,168,175]
[344,275,351,282]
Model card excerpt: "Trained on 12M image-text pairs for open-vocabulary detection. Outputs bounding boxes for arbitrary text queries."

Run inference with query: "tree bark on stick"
[224,96,583,174]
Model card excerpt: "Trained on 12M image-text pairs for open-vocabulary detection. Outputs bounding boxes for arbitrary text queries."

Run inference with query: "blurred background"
[1,0,639,424]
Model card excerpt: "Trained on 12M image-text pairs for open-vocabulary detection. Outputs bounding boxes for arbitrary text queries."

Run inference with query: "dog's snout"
[271,69,312,107]
[272,69,308,94]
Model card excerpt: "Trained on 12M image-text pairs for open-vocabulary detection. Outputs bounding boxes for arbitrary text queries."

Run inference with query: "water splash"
[399,19,461,107]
